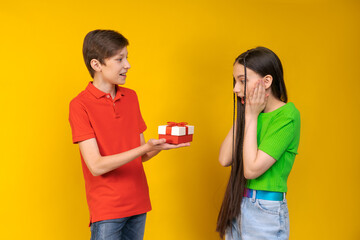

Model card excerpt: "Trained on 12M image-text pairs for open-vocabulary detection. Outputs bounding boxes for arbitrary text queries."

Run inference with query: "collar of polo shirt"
[87,82,125,101]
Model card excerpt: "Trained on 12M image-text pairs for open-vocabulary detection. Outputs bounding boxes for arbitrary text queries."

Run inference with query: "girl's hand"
[246,79,269,117]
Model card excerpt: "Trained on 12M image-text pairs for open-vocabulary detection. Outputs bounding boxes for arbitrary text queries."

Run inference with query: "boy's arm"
[140,133,190,162]
[140,133,160,162]
[79,136,190,176]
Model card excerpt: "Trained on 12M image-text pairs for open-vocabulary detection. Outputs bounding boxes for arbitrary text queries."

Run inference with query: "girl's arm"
[218,125,236,167]
[243,80,275,179]
[243,114,276,179]
[79,136,189,176]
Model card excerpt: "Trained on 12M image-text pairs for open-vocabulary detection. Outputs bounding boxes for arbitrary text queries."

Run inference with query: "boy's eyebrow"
[236,74,245,78]
[116,53,127,57]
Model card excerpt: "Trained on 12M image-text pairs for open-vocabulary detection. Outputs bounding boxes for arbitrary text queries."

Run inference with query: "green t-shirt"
[246,102,301,193]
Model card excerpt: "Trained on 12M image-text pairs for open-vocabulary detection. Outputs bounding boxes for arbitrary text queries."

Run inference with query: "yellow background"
[1,0,359,239]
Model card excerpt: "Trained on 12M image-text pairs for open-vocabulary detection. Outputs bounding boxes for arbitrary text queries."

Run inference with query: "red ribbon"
[166,122,189,135]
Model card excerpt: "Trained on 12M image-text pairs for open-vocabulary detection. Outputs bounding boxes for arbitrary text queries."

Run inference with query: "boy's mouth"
[119,73,127,76]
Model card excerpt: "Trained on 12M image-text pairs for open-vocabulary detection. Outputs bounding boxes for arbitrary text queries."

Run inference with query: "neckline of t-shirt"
[259,102,293,117]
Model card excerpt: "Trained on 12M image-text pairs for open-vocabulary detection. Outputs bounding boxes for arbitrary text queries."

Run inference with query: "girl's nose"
[233,82,241,94]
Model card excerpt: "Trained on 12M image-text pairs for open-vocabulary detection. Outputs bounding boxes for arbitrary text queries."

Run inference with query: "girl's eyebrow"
[236,74,245,78]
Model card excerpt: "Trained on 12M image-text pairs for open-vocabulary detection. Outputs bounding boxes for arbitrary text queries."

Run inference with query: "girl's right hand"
[246,79,269,117]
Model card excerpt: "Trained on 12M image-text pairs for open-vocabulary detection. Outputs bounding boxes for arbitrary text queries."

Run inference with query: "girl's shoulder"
[282,102,300,117]
[259,103,300,129]
[261,102,299,119]
[274,102,300,126]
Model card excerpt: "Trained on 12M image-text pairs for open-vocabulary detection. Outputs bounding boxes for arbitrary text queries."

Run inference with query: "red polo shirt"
[69,82,151,224]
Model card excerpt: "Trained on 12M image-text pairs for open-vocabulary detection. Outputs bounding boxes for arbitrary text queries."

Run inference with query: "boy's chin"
[117,79,126,85]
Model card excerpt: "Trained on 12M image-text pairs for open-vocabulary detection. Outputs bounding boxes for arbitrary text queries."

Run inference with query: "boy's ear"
[263,75,273,89]
[90,59,102,72]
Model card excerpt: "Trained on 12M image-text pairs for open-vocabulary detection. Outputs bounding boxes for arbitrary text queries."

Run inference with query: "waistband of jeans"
[244,188,285,201]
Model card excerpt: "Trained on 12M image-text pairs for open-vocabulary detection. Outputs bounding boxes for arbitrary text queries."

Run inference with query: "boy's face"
[99,47,130,85]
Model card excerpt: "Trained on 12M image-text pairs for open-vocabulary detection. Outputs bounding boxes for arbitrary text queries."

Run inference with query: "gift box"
[158,122,194,144]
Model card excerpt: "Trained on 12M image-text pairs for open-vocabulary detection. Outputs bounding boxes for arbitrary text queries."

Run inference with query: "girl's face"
[233,62,263,103]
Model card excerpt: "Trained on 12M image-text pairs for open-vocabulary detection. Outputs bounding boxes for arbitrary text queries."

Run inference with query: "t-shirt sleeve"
[134,92,147,133]
[258,116,295,161]
[69,100,95,144]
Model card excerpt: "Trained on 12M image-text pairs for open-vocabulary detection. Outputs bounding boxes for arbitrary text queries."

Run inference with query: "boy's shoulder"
[70,85,139,107]
[118,86,137,96]
[70,88,88,107]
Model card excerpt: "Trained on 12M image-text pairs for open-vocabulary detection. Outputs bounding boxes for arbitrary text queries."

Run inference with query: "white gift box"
[158,125,194,136]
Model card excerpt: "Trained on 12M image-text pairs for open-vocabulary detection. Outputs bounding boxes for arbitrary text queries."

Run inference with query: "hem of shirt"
[246,184,288,193]
[73,133,95,144]
[89,206,152,226]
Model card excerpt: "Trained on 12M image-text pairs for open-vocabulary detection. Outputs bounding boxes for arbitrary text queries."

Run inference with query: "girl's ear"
[264,75,273,89]
[90,59,102,72]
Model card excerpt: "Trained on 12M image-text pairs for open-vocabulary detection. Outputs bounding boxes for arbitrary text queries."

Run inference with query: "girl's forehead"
[233,63,256,77]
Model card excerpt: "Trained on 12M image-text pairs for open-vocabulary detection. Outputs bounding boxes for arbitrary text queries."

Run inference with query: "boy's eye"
[117,59,122,61]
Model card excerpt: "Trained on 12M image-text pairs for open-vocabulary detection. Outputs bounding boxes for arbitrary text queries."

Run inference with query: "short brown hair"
[82,30,129,78]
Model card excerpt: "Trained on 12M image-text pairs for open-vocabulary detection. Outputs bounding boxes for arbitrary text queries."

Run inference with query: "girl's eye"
[117,59,122,61]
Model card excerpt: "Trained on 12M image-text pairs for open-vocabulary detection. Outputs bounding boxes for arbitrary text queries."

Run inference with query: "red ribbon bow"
[167,122,188,127]
[166,122,189,135]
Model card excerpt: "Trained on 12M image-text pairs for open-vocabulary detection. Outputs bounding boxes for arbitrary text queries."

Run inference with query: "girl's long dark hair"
[216,47,287,238]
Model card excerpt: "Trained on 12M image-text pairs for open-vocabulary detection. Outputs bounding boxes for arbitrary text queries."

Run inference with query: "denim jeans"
[226,194,289,240]
[90,213,147,240]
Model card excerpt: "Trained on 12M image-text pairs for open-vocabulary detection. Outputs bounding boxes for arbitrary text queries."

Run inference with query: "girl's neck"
[263,93,286,113]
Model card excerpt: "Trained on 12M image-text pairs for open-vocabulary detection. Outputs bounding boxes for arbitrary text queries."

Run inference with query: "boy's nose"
[125,59,131,69]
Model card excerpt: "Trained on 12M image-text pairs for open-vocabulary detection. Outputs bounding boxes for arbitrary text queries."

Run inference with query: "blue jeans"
[90,213,147,240]
[226,195,289,240]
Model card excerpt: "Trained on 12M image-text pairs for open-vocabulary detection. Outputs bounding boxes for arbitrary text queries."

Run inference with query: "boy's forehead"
[115,47,128,56]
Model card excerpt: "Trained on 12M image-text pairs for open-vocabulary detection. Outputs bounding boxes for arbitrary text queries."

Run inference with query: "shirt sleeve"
[134,92,147,133]
[258,116,295,161]
[69,100,95,144]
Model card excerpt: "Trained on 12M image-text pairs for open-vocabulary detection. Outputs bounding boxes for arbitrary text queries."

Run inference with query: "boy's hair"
[83,30,129,78]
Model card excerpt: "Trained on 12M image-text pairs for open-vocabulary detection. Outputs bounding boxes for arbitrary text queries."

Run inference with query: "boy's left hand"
[146,138,190,151]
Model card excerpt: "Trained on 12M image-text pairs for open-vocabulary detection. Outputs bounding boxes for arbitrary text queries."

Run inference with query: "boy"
[69,29,189,240]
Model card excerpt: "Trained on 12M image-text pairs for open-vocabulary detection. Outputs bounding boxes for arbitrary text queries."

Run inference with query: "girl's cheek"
[246,86,254,95]
[249,83,258,94]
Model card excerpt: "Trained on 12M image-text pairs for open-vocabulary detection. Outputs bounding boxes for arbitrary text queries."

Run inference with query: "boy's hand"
[146,138,190,151]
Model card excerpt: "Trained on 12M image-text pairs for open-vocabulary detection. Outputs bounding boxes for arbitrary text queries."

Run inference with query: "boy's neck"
[92,78,116,99]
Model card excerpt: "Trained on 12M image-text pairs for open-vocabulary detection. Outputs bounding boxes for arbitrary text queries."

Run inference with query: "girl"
[216,47,300,240]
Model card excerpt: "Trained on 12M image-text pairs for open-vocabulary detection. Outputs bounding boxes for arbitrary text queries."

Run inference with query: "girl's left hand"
[246,79,269,117]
